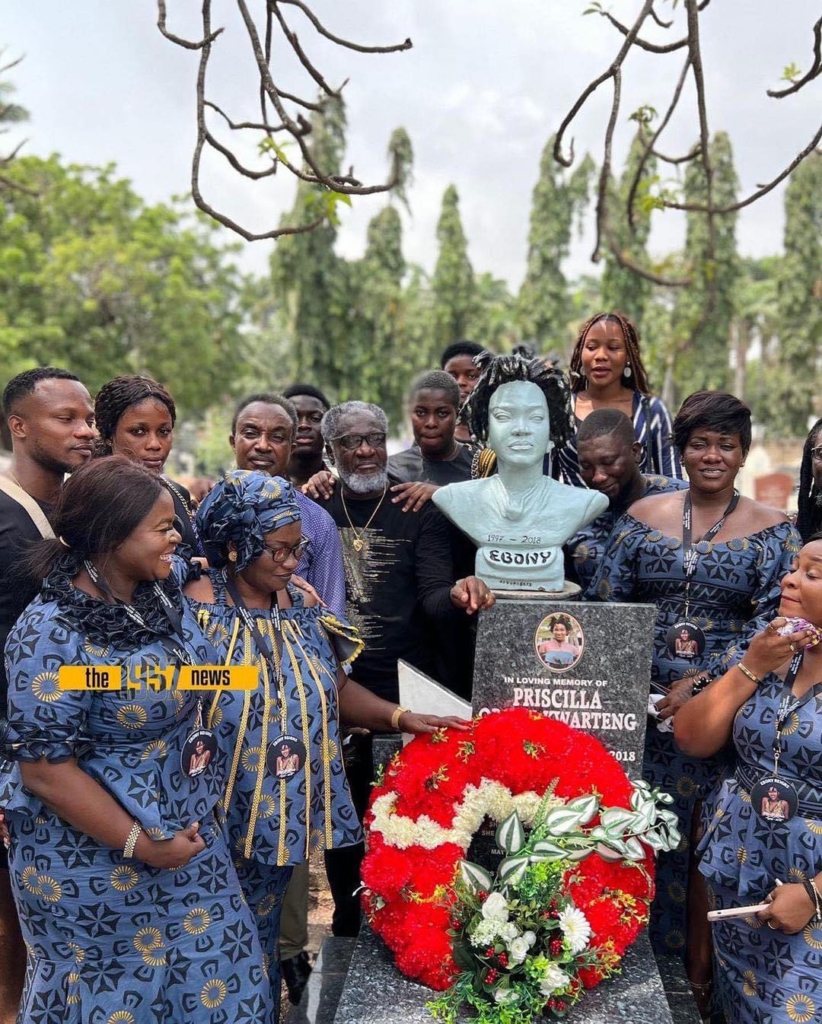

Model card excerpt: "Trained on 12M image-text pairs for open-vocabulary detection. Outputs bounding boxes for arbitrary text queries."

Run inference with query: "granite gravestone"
[329,598,694,1024]
[464,598,655,874]
[471,599,656,778]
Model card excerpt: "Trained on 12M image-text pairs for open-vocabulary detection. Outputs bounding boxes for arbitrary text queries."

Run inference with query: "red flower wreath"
[361,708,656,992]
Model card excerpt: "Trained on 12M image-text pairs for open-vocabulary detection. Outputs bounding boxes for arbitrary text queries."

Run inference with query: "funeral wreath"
[361,708,680,1023]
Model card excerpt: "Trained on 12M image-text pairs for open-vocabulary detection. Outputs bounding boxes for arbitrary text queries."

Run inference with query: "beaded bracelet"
[690,673,713,695]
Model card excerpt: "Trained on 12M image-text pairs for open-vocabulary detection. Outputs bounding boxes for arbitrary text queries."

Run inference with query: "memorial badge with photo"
[267,734,307,780]
[665,620,706,661]
[750,776,798,823]
[534,613,584,673]
[182,728,218,778]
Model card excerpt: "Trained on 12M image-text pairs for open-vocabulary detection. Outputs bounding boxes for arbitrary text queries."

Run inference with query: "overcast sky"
[5,1,820,287]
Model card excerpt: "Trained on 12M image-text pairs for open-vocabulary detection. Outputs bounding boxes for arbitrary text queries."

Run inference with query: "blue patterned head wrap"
[196,470,302,571]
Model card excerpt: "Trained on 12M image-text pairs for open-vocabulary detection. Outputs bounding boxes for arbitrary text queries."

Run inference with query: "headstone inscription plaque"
[471,599,656,781]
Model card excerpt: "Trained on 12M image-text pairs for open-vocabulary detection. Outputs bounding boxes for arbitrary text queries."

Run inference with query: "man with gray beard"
[316,400,490,703]
[315,401,491,936]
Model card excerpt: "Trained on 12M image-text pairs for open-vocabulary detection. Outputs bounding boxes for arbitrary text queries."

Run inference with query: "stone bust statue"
[432,355,608,592]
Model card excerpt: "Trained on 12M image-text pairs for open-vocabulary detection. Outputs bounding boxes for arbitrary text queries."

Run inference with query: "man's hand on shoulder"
[390,481,439,513]
[302,470,336,501]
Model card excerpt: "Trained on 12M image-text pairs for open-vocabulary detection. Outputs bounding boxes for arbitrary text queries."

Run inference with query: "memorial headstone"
[471,598,655,778]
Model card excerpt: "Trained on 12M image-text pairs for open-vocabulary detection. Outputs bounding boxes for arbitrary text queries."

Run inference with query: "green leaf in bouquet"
[641,829,666,851]
[498,855,530,886]
[496,811,526,855]
[599,808,634,831]
[563,794,600,824]
[595,841,628,862]
[531,839,566,859]
[452,941,477,971]
[559,835,592,861]
[544,806,587,835]
[623,836,646,861]
[459,860,494,893]
[633,802,656,831]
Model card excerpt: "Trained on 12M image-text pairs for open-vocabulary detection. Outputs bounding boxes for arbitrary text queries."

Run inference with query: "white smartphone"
[707,902,770,922]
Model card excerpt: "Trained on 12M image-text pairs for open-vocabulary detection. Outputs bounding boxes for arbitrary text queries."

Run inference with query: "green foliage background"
[1,65,819,469]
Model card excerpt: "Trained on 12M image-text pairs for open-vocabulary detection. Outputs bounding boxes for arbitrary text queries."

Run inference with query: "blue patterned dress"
[0,557,270,1024]
[699,674,822,1024]
[588,516,801,956]
[188,572,363,1012]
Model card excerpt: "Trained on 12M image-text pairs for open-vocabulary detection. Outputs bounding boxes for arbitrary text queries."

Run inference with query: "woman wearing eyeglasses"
[186,471,470,1019]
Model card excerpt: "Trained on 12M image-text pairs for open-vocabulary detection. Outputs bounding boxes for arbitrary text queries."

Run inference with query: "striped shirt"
[559,392,683,487]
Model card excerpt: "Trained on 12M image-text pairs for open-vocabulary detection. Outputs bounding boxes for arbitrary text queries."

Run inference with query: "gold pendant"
[353,539,364,552]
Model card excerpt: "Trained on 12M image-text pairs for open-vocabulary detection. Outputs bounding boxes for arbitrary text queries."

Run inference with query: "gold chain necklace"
[341,485,387,552]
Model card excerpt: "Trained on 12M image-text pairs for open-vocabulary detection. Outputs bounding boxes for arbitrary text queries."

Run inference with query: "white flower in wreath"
[523,930,537,948]
[508,936,530,964]
[493,988,519,1005]
[469,918,500,949]
[498,921,519,942]
[539,962,570,997]
[481,891,509,923]
[558,907,592,954]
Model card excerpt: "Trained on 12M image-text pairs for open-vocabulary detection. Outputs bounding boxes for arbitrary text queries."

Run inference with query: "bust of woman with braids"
[432,354,608,592]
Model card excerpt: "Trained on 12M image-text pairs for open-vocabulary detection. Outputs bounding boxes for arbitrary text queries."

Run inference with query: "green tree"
[350,204,408,423]
[768,151,822,435]
[670,132,739,400]
[517,137,594,351]
[432,184,475,349]
[601,131,657,332]
[269,97,350,392]
[0,155,246,410]
[468,273,517,354]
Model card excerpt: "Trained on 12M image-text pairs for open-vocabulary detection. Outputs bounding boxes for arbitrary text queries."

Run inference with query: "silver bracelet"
[123,820,142,859]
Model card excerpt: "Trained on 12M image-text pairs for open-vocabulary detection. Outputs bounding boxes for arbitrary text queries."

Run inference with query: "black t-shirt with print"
[316,489,457,703]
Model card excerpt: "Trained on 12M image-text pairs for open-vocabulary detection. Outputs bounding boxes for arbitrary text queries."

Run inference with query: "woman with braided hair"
[796,416,822,542]
[560,311,682,487]
[94,375,202,556]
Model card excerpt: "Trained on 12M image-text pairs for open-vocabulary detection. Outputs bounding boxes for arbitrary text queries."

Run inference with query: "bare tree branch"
[158,0,412,239]
[156,0,223,49]
[767,15,822,98]
[596,9,688,54]
[554,0,657,168]
[666,126,822,213]
[626,54,692,233]
[591,69,622,264]
[557,0,821,298]
[649,6,673,30]
[277,0,412,55]
[204,99,291,135]
[268,2,339,99]
[652,144,702,165]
